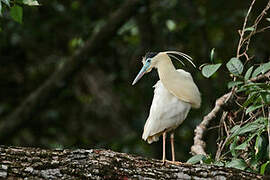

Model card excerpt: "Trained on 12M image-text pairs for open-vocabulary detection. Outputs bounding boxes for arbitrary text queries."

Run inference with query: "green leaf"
[238,123,262,135]
[1,0,10,7]
[231,125,241,133]
[260,161,270,175]
[166,19,176,31]
[235,142,248,150]
[246,104,264,114]
[22,0,39,6]
[226,159,247,170]
[227,81,243,89]
[252,65,264,78]
[228,118,266,142]
[262,62,270,74]
[245,66,254,81]
[249,157,260,171]
[203,156,214,164]
[213,161,225,166]
[230,136,240,157]
[261,93,270,104]
[201,63,222,78]
[242,82,268,88]
[239,124,258,134]
[255,135,264,160]
[243,93,260,107]
[210,48,215,63]
[251,62,270,78]
[232,132,257,151]
[226,57,243,75]
[187,154,206,164]
[10,5,23,24]
[244,27,255,32]
[228,125,241,142]
[255,116,268,124]
[266,18,270,22]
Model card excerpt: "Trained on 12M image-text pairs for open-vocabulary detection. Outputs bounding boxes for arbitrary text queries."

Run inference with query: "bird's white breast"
[142,79,191,144]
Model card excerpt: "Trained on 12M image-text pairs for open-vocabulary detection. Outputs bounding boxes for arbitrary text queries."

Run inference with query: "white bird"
[132,51,201,164]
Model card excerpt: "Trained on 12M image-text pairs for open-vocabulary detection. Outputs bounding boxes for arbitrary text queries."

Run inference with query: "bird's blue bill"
[132,61,150,85]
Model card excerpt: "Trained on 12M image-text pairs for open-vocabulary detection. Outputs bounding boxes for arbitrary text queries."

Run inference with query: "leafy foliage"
[210,48,215,63]
[199,58,270,173]
[190,2,270,170]
[187,154,207,164]
[202,64,222,78]
[226,57,244,75]
[224,63,270,173]
[0,0,39,23]
[187,154,214,165]
[201,48,222,78]
[22,0,39,6]
[10,5,22,24]
[193,55,270,173]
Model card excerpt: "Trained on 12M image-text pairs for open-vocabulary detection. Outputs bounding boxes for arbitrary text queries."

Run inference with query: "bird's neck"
[155,54,201,108]
[156,55,177,82]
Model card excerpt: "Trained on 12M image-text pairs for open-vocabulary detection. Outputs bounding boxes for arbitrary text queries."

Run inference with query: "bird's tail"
[142,133,160,144]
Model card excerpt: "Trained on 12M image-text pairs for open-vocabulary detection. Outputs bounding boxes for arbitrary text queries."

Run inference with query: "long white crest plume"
[165,51,196,68]
[166,54,186,66]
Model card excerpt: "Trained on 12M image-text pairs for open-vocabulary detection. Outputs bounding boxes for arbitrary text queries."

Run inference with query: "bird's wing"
[142,81,191,143]
[163,69,201,108]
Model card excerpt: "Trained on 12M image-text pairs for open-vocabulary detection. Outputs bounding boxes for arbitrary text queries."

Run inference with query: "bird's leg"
[170,133,175,162]
[162,132,166,164]
[167,132,182,165]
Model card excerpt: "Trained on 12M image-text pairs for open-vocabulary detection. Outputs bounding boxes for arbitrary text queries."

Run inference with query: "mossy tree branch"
[0,146,265,179]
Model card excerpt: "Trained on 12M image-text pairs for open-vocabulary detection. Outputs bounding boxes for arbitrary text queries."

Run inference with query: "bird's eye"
[146,59,151,63]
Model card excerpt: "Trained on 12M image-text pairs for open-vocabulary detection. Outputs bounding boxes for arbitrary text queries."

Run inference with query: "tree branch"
[0,0,143,143]
[191,92,231,155]
[0,146,264,179]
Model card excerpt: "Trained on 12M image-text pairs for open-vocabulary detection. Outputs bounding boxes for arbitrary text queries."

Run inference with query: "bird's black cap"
[145,52,158,59]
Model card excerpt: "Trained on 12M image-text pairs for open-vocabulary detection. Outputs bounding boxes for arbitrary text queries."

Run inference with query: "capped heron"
[132,51,201,164]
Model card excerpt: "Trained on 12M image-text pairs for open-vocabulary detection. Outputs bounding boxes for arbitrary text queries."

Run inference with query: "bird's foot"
[167,160,183,165]
[161,160,183,165]
[161,160,183,166]
[161,159,166,165]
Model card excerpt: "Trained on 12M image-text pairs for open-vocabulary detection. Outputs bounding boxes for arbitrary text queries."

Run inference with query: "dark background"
[0,0,269,161]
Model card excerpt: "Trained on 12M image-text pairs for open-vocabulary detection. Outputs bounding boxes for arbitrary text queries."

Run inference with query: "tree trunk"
[0,146,264,179]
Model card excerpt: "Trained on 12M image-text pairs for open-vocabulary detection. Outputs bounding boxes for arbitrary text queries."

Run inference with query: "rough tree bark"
[0,146,265,179]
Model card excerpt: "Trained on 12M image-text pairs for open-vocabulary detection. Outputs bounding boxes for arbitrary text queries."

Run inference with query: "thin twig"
[207,125,222,131]
[256,26,270,33]
[215,112,229,161]
[236,0,256,58]
[237,0,270,61]
[223,117,229,137]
